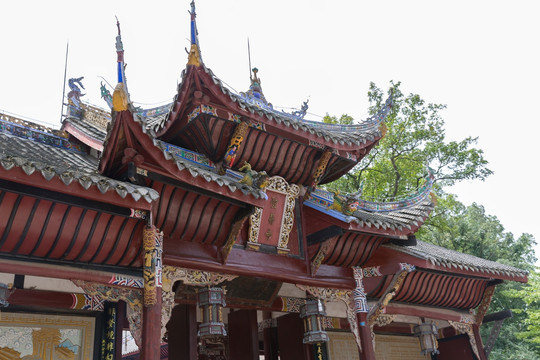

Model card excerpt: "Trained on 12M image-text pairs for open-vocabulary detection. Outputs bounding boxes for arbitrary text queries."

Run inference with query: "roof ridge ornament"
[187,1,202,67]
[112,17,129,111]
[239,67,271,108]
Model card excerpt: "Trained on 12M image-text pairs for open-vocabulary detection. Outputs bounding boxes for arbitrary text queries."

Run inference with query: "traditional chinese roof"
[384,240,528,281]
[98,103,267,200]
[134,2,392,187]
[162,64,390,147]
[62,103,110,151]
[0,112,158,203]
[0,112,155,271]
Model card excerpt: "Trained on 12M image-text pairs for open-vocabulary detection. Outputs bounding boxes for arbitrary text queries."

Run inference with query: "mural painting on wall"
[0,312,95,360]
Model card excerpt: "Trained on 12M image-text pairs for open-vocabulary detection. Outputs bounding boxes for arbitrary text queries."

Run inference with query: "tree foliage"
[326,81,492,201]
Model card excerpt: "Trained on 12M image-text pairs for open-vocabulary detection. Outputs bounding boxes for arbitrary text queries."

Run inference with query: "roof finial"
[112,17,129,111]
[187,1,202,66]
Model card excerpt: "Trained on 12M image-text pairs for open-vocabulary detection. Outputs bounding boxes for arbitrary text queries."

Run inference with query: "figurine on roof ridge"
[67,77,85,106]
[292,99,309,119]
[239,161,269,190]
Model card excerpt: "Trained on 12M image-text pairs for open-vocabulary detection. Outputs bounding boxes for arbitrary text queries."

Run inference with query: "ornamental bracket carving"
[161,266,238,340]
[73,280,143,347]
[367,263,415,326]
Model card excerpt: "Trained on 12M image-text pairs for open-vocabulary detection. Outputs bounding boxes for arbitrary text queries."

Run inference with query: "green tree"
[326,81,492,202]
[323,113,354,125]
[502,269,540,355]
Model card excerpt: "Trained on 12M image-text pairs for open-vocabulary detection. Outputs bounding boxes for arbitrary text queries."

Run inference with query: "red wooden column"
[141,226,164,360]
[229,309,259,360]
[141,288,162,360]
[353,268,376,360]
[263,311,279,360]
[167,304,198,360]
[115,301,126,360]
[277,313,310,360]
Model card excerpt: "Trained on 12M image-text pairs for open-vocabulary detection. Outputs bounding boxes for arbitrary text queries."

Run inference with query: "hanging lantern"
[414,322,439,355]
[197,287,227,338]
[300,299,329,344]
[0,283,13,307]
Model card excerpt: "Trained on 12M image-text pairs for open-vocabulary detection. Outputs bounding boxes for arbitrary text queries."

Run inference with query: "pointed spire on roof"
[187,1,202,67]
[112,17,129,111]
[244,67,269,105]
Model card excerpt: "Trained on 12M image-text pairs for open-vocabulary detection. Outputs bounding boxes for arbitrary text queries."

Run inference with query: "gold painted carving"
[220,213,250,264]
[223,121,249,169]
[305,149,332,198]
[247,207,263,251]
[372,314,396,328]
[162,266,237,287]
[81,103,110,130]
[476,285,496,325]
[278,178,300,254]
[367,268,411,327]
[143,226,163,307]
[311,237,338,276]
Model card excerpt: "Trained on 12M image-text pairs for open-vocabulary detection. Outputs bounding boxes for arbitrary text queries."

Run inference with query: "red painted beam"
[384,303,470,323]
[164,242,354,289]
[0,259,141,286]
[9,288,78,309]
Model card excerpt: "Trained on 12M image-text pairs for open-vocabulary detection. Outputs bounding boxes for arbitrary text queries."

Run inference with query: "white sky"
[1,0,539,263]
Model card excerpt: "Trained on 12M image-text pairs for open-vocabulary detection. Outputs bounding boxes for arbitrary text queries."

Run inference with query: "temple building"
[0,3,527,360]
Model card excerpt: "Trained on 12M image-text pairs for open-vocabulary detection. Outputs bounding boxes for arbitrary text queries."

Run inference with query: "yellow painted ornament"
[112,83,128,111]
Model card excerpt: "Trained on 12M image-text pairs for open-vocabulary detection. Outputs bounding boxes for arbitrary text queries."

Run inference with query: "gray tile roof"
[0,131,158,203]
[63,116,107,143]
[349,198,434,232]
[304,188,434,233]
[200,64,390,147]
[384,240,528,279]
